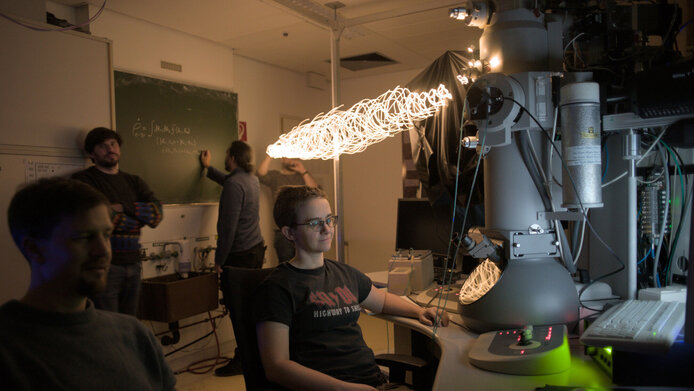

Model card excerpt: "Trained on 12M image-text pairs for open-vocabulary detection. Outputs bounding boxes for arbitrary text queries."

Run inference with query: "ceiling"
[54,0,482,80]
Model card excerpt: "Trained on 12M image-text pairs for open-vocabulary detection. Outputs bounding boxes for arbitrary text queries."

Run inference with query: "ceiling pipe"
[328,2,345,263]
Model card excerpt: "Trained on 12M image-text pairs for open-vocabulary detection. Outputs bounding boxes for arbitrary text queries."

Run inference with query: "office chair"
[222,266,277,391]
[375,353,428,391]
[222,266,430,391]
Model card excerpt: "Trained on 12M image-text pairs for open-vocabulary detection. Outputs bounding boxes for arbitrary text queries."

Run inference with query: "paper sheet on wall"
[24,160,84,183]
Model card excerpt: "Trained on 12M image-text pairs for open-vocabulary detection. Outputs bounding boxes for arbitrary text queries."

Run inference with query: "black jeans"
[220,241,266,362]
[221,241,266,311]
[223,241,266,269]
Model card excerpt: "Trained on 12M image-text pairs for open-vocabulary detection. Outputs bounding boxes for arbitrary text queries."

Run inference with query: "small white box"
[638,285,687,303]
[388,267,412,296]
[388,250,434,292]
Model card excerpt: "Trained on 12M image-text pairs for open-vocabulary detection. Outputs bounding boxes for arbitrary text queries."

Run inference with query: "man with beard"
[257,153,317,263]
[72,127,162,315]
[200,140,265,377]
[0,178,176,390]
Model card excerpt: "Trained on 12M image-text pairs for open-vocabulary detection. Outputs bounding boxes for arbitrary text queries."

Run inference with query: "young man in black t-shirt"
[256,153,318,263]
[254,186,449,391]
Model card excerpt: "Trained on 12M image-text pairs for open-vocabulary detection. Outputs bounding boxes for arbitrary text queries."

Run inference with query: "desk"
[373,312,612,391]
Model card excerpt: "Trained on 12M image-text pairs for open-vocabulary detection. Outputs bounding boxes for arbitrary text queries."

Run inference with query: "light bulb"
[489,55,501,69]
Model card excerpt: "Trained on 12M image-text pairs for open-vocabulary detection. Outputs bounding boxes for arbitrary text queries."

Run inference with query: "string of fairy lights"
[266,84,452,160]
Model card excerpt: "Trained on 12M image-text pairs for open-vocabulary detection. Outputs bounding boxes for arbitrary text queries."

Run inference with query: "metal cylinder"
[560,82,603,209]
[479,8,549,74]
[484,136,551,231]
[623,130,641,160]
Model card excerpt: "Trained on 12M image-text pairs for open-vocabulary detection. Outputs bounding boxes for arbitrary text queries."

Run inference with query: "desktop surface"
[366,271,692,390]
[375,311,612,391]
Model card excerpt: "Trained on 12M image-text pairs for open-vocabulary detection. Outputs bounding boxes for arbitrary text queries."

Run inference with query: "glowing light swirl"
[267,84,452,160]
[458,259,502,305]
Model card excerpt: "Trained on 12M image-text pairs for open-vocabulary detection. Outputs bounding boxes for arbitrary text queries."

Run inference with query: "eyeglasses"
[294,215,338,231]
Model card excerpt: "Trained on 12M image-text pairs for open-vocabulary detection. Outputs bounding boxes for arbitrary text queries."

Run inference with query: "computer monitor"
[395,198,458,259]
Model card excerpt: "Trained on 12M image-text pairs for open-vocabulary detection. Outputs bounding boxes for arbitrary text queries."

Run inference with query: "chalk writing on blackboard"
[131,117,198,155]
[114,70,238,204]
[132,118,192,137]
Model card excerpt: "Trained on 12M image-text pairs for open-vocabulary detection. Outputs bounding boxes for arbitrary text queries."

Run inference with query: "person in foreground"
[254,186,449,391]
[0,178,176,390]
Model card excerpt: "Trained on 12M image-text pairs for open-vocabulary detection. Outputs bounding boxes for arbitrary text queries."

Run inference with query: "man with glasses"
[253,186,449,391]
[200,141,265,377]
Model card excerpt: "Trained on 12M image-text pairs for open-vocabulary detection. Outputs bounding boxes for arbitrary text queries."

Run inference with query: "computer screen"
[395,198,459,258]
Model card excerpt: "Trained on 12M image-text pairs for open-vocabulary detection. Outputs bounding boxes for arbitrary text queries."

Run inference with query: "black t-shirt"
[253,259,384,387]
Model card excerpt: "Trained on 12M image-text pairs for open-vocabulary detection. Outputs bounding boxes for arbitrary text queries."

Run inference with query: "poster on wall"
[239,121,247,141]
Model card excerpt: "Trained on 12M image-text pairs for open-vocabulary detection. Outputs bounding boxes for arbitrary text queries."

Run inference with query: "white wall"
[91,8,235,91]
[340,69,421,273]
[0,8,112,305]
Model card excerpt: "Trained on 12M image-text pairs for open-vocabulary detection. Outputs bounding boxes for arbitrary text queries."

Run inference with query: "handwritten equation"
[131,118,198,155]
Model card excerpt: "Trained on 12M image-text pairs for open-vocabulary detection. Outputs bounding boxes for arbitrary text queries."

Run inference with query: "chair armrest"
[375,353,427,370]
[376,353,429,389]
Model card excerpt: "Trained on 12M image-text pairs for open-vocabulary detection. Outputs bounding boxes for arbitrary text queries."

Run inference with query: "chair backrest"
[222,266,276,391]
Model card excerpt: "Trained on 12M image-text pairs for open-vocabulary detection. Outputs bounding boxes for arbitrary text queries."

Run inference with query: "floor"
[176,370,245,391]
[175,314,393,390]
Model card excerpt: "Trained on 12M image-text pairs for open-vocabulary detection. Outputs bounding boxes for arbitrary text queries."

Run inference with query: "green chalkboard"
[114,71,238,204]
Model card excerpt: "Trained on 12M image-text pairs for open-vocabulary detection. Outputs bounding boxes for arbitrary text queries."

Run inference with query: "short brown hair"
[273,186,328,228]
[8,177,109,251]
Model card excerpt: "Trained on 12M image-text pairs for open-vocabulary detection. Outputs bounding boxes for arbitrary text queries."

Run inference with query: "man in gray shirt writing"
[200,140,265,377]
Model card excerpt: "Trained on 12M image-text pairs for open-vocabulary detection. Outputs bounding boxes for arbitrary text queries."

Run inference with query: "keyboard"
[580,299,686,354]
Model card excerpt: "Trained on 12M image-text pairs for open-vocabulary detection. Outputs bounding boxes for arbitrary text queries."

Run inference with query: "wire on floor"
[172,311,231,375]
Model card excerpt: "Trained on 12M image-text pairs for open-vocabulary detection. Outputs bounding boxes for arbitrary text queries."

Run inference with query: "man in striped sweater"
[72,127,163,315]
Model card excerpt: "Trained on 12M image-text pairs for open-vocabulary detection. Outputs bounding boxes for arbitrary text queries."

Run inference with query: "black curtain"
[406,51,485,237]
